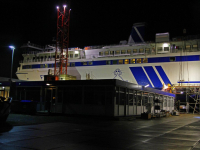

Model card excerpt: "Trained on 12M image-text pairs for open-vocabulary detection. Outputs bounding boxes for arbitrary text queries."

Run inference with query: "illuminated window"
[70,54,73,58]
[113,60,118,64]
[45,64,48,68]
[127,50,131,54]
[124,59,129,64]
[115,50,120,55]
[133,49,137,53]
[139,49,144,53]
[67,63,70,67]
[104,51,109,55]
[99,52,103,56]
[193,45,197,48]
[88,61,93,65]
[186,45,191,49]
[130,59,136,64]
[121,50,126,54]
[143,58,148,63]
[118,60,123,64]
[137,58,141,63]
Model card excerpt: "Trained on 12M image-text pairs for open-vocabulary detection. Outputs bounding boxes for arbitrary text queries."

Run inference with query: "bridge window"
[70,54,73,58]
[75,54,79,57]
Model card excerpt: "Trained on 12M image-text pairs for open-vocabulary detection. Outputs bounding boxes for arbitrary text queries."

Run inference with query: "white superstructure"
[16,24,200,89]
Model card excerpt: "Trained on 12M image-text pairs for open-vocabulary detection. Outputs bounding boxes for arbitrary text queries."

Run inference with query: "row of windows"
[22,55,200,69]
[25,54,79,61]
[22,58,150,69]
[99,49,152,56]
[99,45,199,56]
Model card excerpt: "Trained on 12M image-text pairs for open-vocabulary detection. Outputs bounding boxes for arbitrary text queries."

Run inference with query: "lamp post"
[9,46,15,96]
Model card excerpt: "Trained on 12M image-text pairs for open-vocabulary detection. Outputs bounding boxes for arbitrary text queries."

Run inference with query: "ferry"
[17,23,200,89]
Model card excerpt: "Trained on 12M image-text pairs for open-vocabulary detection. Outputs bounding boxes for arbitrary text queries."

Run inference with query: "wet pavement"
[1,113,200,150]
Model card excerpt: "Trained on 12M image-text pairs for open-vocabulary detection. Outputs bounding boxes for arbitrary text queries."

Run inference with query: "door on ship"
[45,88,56,113]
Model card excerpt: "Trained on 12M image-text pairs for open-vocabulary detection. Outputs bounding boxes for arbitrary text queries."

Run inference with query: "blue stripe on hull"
[144,66,162,88]
[178,81,200,83]
[155,66,171,85]
[129,67,152,87]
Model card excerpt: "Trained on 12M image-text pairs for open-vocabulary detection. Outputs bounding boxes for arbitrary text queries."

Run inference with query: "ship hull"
[16,60,200,88]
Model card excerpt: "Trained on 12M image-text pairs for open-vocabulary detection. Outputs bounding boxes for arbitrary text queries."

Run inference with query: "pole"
[9,46,15,97]
[10,48,14,83]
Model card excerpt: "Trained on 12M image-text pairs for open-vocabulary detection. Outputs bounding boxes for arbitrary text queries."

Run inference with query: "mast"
[54,5,71,79]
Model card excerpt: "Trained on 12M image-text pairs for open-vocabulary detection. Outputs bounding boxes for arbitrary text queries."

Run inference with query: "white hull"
[16,59,200,87]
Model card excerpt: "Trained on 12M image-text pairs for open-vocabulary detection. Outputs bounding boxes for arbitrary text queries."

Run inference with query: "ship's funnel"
[128,23,145,44]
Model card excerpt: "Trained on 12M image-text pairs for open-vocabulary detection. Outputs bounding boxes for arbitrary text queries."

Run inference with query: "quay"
[0,113,200,149]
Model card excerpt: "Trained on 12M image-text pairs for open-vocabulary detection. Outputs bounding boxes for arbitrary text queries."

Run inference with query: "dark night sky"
[0,0,200,78]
